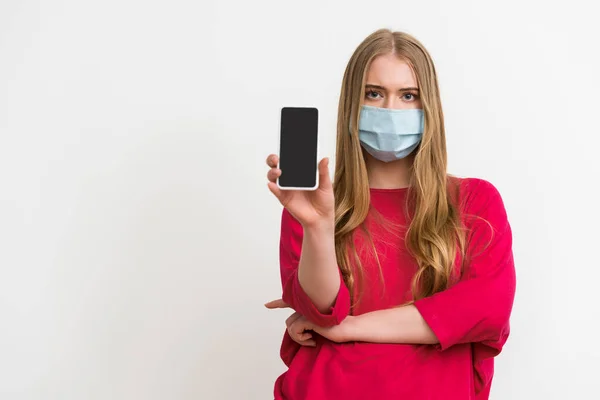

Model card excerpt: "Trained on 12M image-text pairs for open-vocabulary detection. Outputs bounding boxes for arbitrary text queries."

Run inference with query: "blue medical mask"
[357,105,424,162]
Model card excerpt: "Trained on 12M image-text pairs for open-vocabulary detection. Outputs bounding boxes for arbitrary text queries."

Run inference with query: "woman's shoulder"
[451,176,502,195]
[448,175,507,218]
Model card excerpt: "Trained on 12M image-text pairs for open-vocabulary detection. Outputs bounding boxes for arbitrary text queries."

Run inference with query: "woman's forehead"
[366,54,418,89]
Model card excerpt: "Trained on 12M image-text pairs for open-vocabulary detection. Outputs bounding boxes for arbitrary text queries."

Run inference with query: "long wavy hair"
[333,29,467,305]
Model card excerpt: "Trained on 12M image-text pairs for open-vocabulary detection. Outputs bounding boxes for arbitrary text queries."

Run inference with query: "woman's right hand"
[266,154,335,229]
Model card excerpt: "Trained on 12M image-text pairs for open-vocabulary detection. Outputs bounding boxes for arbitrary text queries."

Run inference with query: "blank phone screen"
[278,107,319,189]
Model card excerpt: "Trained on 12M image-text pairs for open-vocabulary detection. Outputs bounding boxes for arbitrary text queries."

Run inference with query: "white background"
[1,1,599,399]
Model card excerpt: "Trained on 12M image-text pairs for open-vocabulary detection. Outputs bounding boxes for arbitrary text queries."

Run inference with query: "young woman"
[264,29,516,400]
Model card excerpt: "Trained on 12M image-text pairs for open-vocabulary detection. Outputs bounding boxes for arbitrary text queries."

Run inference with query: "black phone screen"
[278,107,319,189]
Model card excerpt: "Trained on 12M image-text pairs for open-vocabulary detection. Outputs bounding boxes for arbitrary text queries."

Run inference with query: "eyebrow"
[365,84,419,92]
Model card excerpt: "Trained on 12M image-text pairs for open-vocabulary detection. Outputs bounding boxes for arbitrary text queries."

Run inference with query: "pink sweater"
[273,178,516,400]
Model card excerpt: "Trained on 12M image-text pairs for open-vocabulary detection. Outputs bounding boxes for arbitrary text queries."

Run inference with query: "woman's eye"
[366,90,382,99]
[402,93,418,101]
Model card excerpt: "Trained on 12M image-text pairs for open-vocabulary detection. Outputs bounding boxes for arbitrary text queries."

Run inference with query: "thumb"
[264,298,290,309]
[318,157,332,190]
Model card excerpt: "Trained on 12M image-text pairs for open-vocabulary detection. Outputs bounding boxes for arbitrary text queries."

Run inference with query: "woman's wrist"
[342,315,362,342]
[302,216,335,234]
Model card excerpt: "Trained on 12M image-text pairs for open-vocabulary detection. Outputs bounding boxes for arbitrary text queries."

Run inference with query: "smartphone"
[277,107,319,190]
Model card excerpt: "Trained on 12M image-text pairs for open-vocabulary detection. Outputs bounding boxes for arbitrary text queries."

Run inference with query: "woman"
[264,28,516,400]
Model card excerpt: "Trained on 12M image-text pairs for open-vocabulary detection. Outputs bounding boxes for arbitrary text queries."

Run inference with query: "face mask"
[357,105,424,162]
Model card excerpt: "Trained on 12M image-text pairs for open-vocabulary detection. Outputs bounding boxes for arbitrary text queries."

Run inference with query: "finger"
[267,181,283,200]
[298,339,316,347]
[287,331,316,347]
[285,312,302,328]
[318,157,332,190]
[288,325,313,341]
[264,298,290,309]
[267,168,282,183]
[297,331,313,341]
[289,318,314,337]
[266,154,279,168]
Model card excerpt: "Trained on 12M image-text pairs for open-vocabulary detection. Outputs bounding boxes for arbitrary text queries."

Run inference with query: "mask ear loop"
[348,103,364,138]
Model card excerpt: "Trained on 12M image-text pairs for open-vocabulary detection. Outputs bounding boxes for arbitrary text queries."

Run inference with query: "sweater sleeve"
[413,179,516,354]
[279,208,351,327]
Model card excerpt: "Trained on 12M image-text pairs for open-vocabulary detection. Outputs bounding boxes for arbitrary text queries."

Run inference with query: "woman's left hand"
[285,312,316,347]
[312,317,354,343]
[266,298,355,344]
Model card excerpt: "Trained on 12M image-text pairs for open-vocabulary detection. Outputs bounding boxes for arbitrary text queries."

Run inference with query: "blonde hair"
[333,29,466,305]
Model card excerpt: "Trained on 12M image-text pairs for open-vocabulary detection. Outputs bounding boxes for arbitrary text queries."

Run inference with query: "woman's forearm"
[347,305,439,344]
[297,222,340,313]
